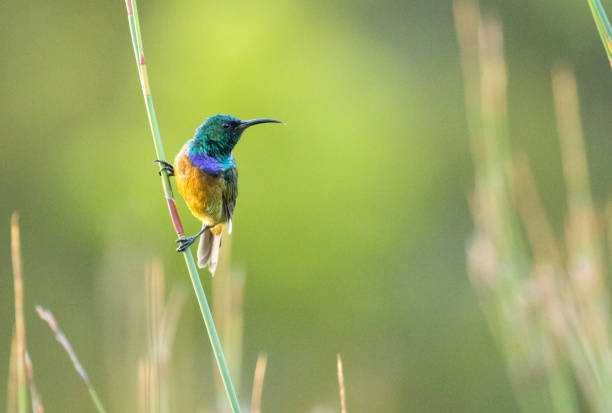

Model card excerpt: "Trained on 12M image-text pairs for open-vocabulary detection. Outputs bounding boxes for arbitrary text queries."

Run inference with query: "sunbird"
[155,114,282,274]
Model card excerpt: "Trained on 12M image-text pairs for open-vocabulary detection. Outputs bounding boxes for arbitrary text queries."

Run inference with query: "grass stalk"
[337,354,347,413]
[142,261,186,413]
[123,2,241,412]
[144,262,162,413]
[607,202,612,272]
[552,65,612,410]
[35,306,106,413]
[250,353,267,413]
[586,0,612,65]
[510,157,579,413]
[7,329,18,413]
[212,239,245,410]
[158,287,186,413]
[510,154,561,263]
[24,351,43,413]
[10,213,28,413]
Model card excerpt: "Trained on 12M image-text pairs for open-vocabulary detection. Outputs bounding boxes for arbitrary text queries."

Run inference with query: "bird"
[155,114,282,275]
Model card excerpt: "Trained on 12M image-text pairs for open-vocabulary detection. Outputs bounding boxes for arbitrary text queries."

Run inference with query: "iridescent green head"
[191,114,282,159]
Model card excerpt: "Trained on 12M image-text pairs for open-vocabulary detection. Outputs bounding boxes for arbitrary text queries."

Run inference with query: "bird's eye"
[222,122,230,129]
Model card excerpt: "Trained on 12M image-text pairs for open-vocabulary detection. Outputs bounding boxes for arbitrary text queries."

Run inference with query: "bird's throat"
[187,147,235,175]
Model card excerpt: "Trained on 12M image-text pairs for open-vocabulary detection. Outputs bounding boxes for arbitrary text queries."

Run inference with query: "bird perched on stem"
[155,114,282,275]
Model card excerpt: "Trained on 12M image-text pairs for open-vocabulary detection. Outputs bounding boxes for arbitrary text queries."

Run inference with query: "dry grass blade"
[511,154,561,263]
[10,212,28,413]
[145,261,162,413]
[478,14,508,136]
[7,329,18,413]
[607,202,612,272]
[552,65,608,339]
[250,353,267,413]
[453,0,483,166]
[35,306,107,413]
[139,357,151,413]
[159,287,187,360]
[212,252,245,405]
[337,354,347,413]
[142,261,187,413]
[552,65,612,409]
[25,351,44,413]
[159,287,186,413]
[510,155,584,411]
[211,237,245,410]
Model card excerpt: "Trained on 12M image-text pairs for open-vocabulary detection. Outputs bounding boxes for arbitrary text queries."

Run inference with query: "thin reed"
[250,353,267,413]
[139,261,186,413]
[336,355,347,413]
[454,4,552,409]
[24,351,43,413]
[7,331,18,413]
[212,239,245,410]
[35,306,107,413]
[122,2,241,411]
[607,202,612,270]
[10,213,28,413]
[9,214,43,413]
[551,66,612,408]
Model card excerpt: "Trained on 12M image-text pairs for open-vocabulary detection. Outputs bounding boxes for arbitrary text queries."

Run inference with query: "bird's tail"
[197,224,222,275]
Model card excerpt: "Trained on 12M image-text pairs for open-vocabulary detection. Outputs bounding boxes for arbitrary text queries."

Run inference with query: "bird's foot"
[154,160,174,176]
[175,226,209,252]
[176,235,199,252]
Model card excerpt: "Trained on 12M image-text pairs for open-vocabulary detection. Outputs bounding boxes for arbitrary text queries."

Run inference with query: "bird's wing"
[222,166,238,223]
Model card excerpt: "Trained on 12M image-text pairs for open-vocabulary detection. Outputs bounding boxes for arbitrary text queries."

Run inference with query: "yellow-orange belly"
[174,145,226,234]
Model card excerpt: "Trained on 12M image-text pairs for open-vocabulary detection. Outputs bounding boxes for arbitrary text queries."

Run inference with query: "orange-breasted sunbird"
[155,114,282,274]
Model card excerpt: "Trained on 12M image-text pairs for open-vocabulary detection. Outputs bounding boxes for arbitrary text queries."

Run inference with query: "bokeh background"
[1,0,611,411]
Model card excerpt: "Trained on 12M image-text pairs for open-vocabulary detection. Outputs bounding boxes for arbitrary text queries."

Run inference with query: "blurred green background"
[1,0,611,411]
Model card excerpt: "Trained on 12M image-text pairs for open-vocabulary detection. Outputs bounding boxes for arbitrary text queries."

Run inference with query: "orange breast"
[174,145,227,230]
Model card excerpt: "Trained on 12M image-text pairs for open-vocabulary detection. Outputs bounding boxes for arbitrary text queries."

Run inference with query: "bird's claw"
[176,235,199,252]
[154,160,174,176]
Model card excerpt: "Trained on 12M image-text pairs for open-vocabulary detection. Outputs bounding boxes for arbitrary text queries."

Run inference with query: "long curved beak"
[237,118,283,131]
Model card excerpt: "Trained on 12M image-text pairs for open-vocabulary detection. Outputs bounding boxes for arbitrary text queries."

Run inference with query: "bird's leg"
[176,226,210,252]
[153,160,175,176]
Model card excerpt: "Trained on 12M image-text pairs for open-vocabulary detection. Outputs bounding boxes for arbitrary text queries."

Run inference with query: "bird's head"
[192,114,282,159]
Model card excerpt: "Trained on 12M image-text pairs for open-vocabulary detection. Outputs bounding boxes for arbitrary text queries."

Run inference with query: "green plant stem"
[587,0,612,64]
[184,251,241,413]
[123,1,241,412]
[89,389,106,413]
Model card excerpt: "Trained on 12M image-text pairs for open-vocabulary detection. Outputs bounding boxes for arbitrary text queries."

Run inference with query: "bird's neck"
[187,139,235,175]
